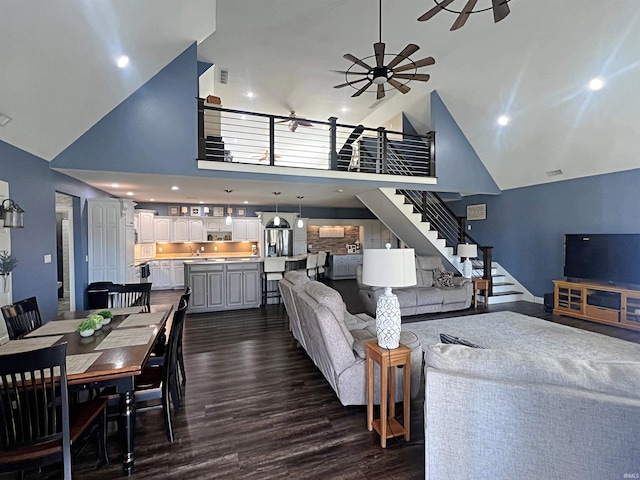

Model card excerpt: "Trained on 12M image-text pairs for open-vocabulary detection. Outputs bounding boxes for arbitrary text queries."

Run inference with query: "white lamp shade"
[362,248,416,288]
[457,244,478,258]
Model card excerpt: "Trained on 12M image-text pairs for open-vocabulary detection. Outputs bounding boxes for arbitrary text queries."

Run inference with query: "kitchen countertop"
[183,257,263,265]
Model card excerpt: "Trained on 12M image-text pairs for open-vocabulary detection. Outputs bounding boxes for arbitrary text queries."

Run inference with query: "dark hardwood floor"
[18,280,640,479]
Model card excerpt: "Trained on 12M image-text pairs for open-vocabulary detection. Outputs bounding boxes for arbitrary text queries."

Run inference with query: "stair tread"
[491,290,523,296]
[492,282,514,287]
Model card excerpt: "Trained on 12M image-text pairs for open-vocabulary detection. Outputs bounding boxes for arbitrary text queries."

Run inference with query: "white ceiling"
[3,0,640,207]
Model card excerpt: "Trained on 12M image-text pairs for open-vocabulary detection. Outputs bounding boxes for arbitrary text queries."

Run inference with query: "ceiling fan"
[418,0,511,31]
[276,111,314,132]
[333,0,435,100]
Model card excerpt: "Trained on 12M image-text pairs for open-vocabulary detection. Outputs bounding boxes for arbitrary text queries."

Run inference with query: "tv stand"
[553,280,640,331]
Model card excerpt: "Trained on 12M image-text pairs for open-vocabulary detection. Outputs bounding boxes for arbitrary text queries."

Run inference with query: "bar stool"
[316,251,328,280]
[262,257,286,306]
[306,253,318,280]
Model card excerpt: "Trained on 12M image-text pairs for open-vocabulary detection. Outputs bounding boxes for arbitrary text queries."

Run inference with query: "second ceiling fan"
[333,0,435,100]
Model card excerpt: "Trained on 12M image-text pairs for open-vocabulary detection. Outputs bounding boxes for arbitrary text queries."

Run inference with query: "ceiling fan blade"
[492,0,510,23]
[393,56,435,73]
[393,73,431,82]
[331,70,368,75]
[352,80,374,97]
[333,77,369,89]
[298,120,314,127]
[377,84,385,100]
[388,78,411,94]
[387,44,420,70]
[417,0,455,21]
[344,53,373,71]
[451,0,478,31]
[374,42,385,68]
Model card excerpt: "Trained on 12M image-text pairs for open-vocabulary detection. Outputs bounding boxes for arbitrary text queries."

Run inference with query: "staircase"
[357,187,533,304]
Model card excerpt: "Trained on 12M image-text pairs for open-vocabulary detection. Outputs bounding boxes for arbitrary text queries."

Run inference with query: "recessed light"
[243,200,249,204]
[171,186,179,191]
[111,183,120,188]
[149,199,155,202]
[340,107,348,113]
[588,77,605,91]
[246,91,255,98]
[199,201,204,204]
[336,189,344,193]
[497,115,510,126]
[126,192,133,196]
[117,55,130,68]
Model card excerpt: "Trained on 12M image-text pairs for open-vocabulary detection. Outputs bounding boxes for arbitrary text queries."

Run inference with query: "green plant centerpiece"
[89,313,104,330]
[77,316,99,337]
[97,309,113,325]
[0,251,17,292]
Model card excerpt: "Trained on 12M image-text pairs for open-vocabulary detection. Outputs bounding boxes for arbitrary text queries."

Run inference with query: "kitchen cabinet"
[154,217,172,242]
[328,254,362,280]
[294,221,307,255]
[88,198,135,284]
[149,260,172,290]
[135,210,155,243]
[174,218,205,242]
[232,219,260,242]
[185,260,261,312]
[171,260,185,289]
[205,219,232,232]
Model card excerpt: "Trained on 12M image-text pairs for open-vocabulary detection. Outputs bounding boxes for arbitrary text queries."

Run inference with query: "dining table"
[0,304,174,476]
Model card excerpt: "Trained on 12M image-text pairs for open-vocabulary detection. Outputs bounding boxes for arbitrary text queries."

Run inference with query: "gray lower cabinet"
[328,254,363,280]
[186,261,261,312]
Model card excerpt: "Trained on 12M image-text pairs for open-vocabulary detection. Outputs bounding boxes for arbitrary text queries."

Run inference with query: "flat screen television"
[564,234,640,287]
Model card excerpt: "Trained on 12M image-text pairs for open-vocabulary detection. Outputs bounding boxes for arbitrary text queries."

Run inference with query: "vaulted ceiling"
[2,0,640,202]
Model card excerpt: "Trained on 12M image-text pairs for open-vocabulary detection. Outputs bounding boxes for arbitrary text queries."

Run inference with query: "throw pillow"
[439,333,484,349]
[432,269,454,287]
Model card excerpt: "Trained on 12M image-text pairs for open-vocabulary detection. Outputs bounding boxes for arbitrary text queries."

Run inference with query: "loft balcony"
[197,98,437,188]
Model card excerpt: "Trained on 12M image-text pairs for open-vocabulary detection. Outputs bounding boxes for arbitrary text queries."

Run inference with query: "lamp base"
[462,258,473,278]
[375,288,401,349]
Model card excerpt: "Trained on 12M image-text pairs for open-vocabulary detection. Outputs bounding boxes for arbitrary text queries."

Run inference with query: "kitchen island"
[183,258,263,313]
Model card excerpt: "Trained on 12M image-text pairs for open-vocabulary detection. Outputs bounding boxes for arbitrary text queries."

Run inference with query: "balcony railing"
[197,99,435,178]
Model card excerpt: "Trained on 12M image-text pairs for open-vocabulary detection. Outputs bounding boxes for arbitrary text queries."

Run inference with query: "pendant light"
[225,189,233,226]
[273,192,281,226]
[296,196,304,229]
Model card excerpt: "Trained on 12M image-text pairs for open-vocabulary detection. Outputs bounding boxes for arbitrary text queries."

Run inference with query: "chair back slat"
[107,283,152,312]
[1,297,43,340]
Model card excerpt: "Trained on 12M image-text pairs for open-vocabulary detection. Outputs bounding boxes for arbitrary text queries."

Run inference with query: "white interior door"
[0,180,12,344]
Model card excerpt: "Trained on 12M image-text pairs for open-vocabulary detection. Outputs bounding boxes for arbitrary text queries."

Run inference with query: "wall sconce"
[0,199,25,228]
[180,206,188,216]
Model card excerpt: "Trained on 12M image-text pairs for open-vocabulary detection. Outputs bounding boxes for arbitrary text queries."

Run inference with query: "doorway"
[55,192,76,314]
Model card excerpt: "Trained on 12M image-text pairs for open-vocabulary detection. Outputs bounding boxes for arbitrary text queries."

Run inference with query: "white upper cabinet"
[136,210,155,243]
[154,217,172,242]
[174,218,205,242]
[233,219,260,241]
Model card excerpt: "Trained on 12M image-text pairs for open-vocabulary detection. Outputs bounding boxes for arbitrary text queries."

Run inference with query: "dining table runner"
[94,328,153,350]
[117,311,167,328]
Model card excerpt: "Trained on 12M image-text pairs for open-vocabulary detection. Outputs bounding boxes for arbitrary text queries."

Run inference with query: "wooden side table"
[365,340,411,448]
[472,277,490,308]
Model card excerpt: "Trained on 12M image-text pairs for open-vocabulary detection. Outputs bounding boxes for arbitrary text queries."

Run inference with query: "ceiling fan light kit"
[333,0,435,99]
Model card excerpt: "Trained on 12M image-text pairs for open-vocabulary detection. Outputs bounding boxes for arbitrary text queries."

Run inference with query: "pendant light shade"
[296,196,304,228]
[273,192,281,226]
[225,189,233,226]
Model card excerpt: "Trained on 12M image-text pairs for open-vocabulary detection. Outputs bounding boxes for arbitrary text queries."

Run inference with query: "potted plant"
[77,317,98,337]
[88,313,104,330]
[0,251,17,292]
[97,309,113,325]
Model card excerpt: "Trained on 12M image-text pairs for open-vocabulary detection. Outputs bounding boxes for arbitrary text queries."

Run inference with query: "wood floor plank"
[16,281,639,479]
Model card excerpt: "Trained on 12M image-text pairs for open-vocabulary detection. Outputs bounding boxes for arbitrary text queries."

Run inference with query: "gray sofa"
[279,271,422,406]
[356,255,473,317]
[417,312,640,479]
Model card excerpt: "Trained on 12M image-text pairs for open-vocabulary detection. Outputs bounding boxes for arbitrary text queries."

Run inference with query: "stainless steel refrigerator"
[265,228,293,257]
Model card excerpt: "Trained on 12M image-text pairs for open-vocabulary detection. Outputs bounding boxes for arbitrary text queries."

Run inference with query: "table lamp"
[457,243,478,278]
[362,244,416,349]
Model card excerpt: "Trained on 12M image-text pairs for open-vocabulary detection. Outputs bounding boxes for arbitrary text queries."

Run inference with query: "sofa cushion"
[433,269,454,287]
[416,256,444,270]
[436,286,468,305]
[426,344,640,400]
[283,270,311,286]
[414,287,444,305]
[304,281,354,348]
[415,268,434,287]
[392,288,418,308]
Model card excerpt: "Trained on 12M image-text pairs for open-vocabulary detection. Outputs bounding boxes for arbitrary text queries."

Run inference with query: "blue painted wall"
[52,43,200,176]
[430,91,500,195]
[450,168,640,297]
[0,141,111,321]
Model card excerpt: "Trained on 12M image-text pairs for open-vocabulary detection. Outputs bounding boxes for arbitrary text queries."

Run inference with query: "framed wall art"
[190,206,202,216]
[168,206,180,216]
[213,206,224,217]
[236,208,246,217]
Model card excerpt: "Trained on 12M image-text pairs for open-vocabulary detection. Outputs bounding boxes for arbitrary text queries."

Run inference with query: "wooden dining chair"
[1,296,42,339]
[0,343,109,479]
[134,297,187,443]
[108,282,152,312]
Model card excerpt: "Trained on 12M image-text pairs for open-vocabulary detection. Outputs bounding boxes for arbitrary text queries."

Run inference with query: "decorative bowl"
[97,310,113,324]
[79,329,94,337]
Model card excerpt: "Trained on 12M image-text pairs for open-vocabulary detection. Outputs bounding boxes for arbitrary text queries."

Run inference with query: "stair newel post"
[482,246,494,296]
[269,117,276,166]
[197,97,205,159]
[458,217,467,244]
[377,127,387,174]
[427,131,436,177]
[329,116,338,171]
[421,191,428,223]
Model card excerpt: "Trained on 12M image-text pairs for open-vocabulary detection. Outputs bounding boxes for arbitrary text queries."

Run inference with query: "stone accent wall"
[306,226,360,255]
